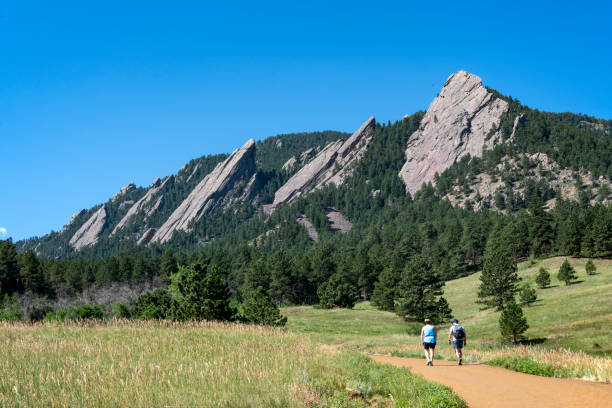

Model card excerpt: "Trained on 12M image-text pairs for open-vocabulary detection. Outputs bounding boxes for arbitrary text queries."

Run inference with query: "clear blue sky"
[2,1,611,241]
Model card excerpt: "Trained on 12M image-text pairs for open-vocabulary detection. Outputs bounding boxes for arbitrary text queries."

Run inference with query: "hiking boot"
[430,361,434,366]
[458,359,462,366]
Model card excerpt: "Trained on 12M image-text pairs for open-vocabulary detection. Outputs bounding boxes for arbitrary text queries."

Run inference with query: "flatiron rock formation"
[111,183,136,202]
[112,176,172,234]
[326,208,352,233]
[150,139,256,244]
[399,70,509,195]
[69,206,107,250]
[271,116,375,209]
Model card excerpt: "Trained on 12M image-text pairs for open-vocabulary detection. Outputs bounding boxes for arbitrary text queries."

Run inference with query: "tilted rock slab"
[69,206,106,250]
[272,116,375,208]
[112,176,172,235]
[150,139,256,244]
[399,70,509,196]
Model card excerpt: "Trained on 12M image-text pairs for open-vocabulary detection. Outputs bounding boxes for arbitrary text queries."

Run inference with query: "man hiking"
[420,318,437,366]
[448,318,467,365]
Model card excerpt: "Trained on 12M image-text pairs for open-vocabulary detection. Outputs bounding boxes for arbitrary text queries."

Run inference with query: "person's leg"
[430,345,435,365]
[423,344,430,363]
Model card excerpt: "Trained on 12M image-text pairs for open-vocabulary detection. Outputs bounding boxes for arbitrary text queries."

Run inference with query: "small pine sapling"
[535,267,550,289]
[557,259,578,285]
[499,301,529,344]
[585,259,596,276]
[519,283,537,306]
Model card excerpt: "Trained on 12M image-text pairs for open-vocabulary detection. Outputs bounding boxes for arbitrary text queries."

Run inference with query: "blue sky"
[1,1,611,241]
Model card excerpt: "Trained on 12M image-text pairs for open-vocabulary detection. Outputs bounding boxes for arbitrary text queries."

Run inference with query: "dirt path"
[370,355,612,408]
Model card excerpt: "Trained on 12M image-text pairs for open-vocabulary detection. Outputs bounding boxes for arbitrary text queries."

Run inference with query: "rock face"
[112,176,172,235]
[272,116,375,209]
[69,206,107,250]
[296,215,319,242]
[149,139,256,244]
[326,208,352,233]
[398,70,509,195]
[111,183,136,202]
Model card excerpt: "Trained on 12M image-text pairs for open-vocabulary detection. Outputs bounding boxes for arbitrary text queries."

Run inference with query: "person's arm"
[420,327,424,343]
[433,327,437,342]
[448,327,453,343]
[464,332,467,346]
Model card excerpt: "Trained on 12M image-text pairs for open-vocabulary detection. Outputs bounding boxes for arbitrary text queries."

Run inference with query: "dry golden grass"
[0,320,466,407]
[0,320,328,407]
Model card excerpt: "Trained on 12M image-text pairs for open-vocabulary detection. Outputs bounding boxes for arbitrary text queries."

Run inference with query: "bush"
[45,304,104,322]
[30,305,54,322]
[133,289,173,320]
[111,301,132,318]
[0,294,23,322]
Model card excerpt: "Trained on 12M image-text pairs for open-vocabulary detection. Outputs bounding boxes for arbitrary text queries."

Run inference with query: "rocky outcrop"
[149,139,256,244]
[326,208,352,233]
[112,176,172,235]
[508,114,525,143]
[296,215,319,242]
[399,70,509,196]
[137,228,157,246]
[271,117,375,209]
[111,183,136,202]
[282,156,297,171]
[69,206,106,250]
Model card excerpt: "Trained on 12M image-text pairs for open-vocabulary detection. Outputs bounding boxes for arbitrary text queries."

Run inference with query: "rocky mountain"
[16,70,612,258]
[399,70,510,195]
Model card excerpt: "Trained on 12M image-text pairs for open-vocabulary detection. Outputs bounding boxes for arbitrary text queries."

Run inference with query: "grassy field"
[0,320,465,407]
[283,257,612,382]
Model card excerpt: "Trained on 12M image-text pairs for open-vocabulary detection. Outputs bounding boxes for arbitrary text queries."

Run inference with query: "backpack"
[453,325,466,340]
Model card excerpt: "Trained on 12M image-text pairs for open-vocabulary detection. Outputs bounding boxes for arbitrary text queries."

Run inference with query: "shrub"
[0,294,23,322]
[111,300,132,318]
[45,304,104,322]
[133,289,173,320]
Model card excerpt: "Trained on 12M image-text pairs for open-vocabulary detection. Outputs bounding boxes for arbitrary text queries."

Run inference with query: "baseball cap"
[450,319,459,323]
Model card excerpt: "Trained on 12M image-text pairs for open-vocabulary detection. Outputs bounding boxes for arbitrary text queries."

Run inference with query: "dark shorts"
[423,342,436,350]
[453,340,464,349]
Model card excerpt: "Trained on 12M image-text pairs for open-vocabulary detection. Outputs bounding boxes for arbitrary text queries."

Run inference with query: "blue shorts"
[453,340,464,349]
[423,342,436,350]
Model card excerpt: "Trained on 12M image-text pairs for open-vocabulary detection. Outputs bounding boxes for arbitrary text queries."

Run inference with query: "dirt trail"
[371,355,612,408]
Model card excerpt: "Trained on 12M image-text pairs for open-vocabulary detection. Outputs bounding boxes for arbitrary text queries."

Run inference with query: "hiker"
[420,318,437,366]
[448,318,467,365]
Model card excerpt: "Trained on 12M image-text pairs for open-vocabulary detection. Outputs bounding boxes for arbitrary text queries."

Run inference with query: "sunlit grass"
[0,320,465,407]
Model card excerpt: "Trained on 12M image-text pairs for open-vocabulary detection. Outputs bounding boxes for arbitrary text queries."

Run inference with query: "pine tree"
[395,254,452,323]
[519,283,537,306]
[499,301,529,343]
[18,250,47,295]
[0,240,21,296]
[170,264,233,321]
[317,273,357,309]
[240,287,287,327]
[557,259,578,285]
[371,267,400,311]
[585,259,596,276]
[160,249,178,284]
[535,267,551,289]
[477,233,521,311]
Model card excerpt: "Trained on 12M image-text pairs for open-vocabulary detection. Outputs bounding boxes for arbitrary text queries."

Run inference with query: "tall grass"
[0,320,465,407]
